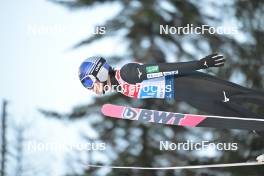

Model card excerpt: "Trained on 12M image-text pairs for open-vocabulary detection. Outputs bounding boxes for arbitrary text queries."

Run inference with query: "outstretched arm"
[144,53,225,76]
[120,53,225,84]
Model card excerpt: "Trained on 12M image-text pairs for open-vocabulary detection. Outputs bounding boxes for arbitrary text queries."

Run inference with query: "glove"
[200,53,225,69]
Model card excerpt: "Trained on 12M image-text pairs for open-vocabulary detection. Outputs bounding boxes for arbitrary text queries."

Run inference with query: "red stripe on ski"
[179,115,207,127]
[102,104,207,127]
[101,104,264,130]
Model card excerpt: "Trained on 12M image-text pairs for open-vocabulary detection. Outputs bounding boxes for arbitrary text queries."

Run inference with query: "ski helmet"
[79,56,110,89]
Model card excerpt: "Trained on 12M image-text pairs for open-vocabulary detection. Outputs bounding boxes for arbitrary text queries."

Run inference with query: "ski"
[101,104,264,131]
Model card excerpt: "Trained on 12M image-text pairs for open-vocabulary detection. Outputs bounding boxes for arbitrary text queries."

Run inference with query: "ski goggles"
[81,75,96,89]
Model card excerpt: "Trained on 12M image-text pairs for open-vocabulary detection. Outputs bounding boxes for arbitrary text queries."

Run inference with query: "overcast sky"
[0,0,124,114]
[0,0,122,175]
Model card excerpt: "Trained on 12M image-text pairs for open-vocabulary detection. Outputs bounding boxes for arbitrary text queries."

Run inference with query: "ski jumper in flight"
[78,54,264,127]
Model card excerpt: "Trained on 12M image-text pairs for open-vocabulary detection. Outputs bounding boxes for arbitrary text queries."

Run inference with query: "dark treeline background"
[34,0,264,175]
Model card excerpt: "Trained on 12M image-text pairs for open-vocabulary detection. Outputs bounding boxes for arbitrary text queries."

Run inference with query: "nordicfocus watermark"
[160,24,238,35]
[94,83,173,94]
[160,140,238,151]
[26,141,106,152]
[27,24,106,36]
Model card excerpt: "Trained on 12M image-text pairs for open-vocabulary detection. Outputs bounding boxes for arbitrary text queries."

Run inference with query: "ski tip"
[101,104,111,115]
[101,104,124,118]
[101,104,120,115]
